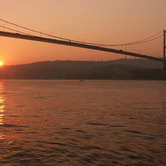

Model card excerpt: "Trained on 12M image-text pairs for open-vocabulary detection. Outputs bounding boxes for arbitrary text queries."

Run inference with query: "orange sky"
[0,0,166,65]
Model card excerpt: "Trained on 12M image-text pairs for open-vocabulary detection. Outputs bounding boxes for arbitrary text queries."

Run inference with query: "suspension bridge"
[0,19,166,68]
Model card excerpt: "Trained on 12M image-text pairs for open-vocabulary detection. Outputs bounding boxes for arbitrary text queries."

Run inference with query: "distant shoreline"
[0,59,165,80]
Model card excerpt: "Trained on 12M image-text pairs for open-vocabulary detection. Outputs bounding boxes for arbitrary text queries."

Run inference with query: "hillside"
[107,59,162,69]
[0,59,165,80]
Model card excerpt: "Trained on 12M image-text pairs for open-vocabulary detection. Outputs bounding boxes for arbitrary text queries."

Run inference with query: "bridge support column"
[163,30,166,69]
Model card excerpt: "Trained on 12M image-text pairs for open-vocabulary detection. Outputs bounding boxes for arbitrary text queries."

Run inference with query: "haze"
[0,0,166,65]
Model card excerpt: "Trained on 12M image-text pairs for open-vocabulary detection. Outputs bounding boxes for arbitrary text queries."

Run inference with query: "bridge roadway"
[0,30,165,63]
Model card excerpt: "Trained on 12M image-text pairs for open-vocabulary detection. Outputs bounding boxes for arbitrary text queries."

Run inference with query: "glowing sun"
[0,61,4,66]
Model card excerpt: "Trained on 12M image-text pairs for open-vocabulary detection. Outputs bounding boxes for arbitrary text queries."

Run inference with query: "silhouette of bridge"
[0,19,166,68]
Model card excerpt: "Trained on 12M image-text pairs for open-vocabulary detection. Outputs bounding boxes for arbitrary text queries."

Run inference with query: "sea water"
[0,80,165,166]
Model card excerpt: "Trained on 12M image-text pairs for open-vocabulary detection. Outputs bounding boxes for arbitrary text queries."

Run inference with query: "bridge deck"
[0,31,165,63]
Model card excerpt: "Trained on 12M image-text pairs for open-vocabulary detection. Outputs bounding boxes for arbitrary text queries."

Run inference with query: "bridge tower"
[164,30,166,69]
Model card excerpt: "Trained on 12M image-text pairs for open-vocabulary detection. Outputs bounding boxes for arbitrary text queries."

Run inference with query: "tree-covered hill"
[0,59,165,80]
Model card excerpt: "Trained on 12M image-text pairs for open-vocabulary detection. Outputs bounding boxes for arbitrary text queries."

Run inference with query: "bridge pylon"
[163,30,166,69]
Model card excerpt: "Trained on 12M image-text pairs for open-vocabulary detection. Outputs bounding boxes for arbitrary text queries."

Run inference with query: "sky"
[0,0,166,65]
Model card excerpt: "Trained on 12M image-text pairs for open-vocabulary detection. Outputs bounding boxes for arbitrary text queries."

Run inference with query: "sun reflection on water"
[0,82,5,126]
